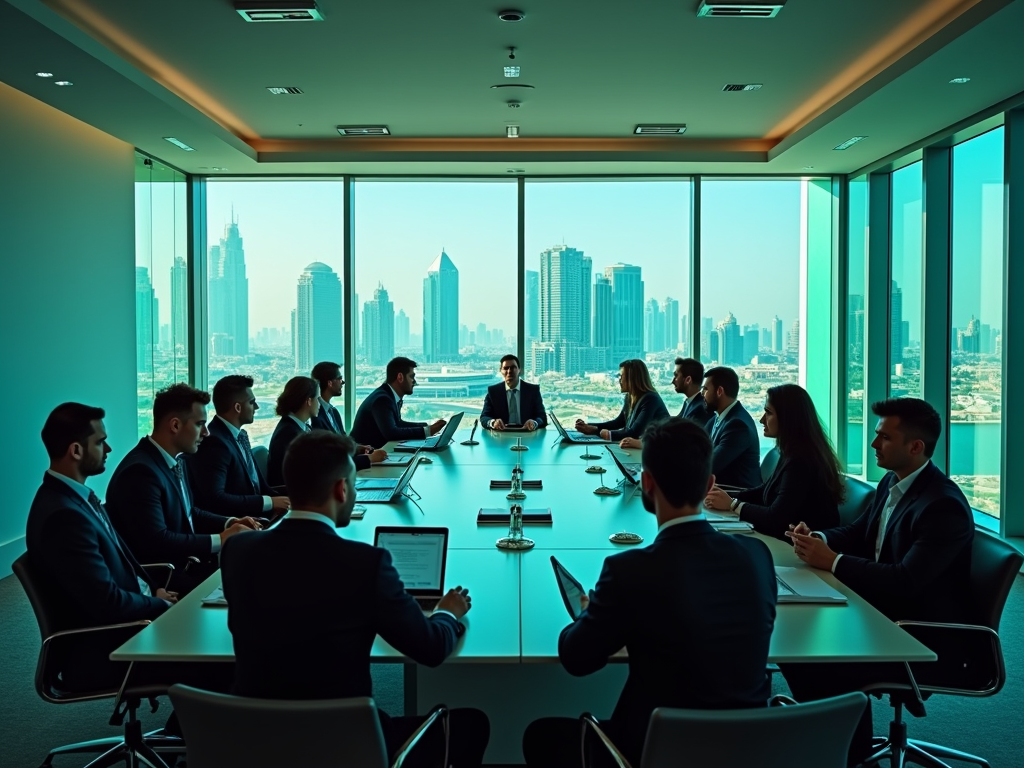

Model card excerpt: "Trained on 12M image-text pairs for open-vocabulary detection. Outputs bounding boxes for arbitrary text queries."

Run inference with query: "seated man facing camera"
[221,431,490,767]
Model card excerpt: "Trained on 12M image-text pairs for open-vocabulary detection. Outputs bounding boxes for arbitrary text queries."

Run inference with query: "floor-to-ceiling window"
[890,162,923,399]
[846,175,869,476]
[134,153,188,437]
[524,180,692,424]
[950,128,1005,518]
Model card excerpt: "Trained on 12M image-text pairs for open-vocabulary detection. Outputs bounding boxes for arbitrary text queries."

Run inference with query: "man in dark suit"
[701,366,761,489]
[350,357,447,447]
[618,357,708,449]
[480,354,547,431]
[186,375,289,519]
[106,384,257,592]
[522,418,776,767]
[221,430,490,767]
[309,361,386,470]
[784,397,974,765]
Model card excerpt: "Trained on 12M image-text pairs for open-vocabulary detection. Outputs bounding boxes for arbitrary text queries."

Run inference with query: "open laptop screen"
[374,527,448,592]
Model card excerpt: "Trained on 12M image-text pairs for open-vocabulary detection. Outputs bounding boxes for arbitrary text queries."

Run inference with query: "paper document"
[201,586,227,606]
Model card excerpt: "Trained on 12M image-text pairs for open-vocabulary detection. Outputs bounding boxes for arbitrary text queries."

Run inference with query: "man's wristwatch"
[729,499,740,511]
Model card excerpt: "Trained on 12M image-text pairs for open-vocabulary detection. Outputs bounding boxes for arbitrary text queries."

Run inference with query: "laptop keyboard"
[359,489,394,502]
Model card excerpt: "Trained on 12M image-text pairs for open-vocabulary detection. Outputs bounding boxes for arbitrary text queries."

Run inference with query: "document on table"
[201,586,228,606]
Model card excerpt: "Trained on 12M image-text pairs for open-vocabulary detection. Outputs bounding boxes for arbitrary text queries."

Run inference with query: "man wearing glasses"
[310,361,386,470]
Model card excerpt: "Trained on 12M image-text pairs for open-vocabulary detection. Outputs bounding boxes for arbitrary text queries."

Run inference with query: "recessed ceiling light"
[833,136,867,151]
[504,66,520,78]
[163,137,196,151]
[491,83,535,89]
[507,168,525,173]
[506,125,520,138]
[722,83,762,91]
[234,2,324,22]
[53,80,73,87]
[266,86,304,95]
[336,126,391,136]
[36,72,53,78]
[498,9,525,22]
[949,77,971,84]
[212,167,228,171]
[634,124,687,135]
[802,166,814,170]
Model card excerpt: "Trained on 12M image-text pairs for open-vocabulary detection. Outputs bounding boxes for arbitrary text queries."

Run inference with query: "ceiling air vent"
[633,124,687,135]
[697,1,785,18]
[267,86,304,95]
[722,83,762,91]
[336,126,391,136]
[234,2,324,22]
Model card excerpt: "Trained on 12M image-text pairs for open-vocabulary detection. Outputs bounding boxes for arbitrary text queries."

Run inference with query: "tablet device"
[550,555,587,620]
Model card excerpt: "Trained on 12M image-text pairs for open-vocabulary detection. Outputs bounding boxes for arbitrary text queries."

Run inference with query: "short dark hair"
[311,361,341,390]
[499,354,520,368]
[154,383,211,425]
[386,357,417,383]
[703,366,740,399]
[871,397,942,457]
[674,357,704,383]
[41,403,105,460]
[641,418,713,507]
[283,431,356,508]
[276,377,319,417]
[212,375,254,413]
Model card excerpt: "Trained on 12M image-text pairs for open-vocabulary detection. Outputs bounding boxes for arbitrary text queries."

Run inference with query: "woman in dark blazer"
[705,383,843,540]
[575,359,670,442]
[267,376,321,488]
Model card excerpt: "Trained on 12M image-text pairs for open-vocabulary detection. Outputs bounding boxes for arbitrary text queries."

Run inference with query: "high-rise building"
[208,217,249,358]
[772,315,784,353]
[980,323,992,354]
[605,263,644,361]
[680,314,689,356]
[700,316,714,361]
[787,319,801,357]
[135,266,155,375]
[743,324,760,364]
[352,292,360,354]
[760,327,772,350]
[853,310,865,360]
[476,322,489,347]
[716,312,743,366]
[170,256,188,354]
[295,262,342,372]
[848,294,864,358]
[395,309,411,348]
[644,299,664,354]
[891,280,904,365]
[539,245,590,346]
[525,269,540,343]
[423,250,459,362]
[362,284,395,366]
[459,323,470,348]
[592,274,613,350]
[662,298,680,351]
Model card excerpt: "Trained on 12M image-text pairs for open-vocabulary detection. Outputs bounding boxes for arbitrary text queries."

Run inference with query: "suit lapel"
[56,481,138,575]
[879,466,930,554]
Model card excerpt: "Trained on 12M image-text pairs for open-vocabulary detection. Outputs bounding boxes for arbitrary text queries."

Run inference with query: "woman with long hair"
[705,383,843,540]
[266,376,321,487]
[575,359,670,443]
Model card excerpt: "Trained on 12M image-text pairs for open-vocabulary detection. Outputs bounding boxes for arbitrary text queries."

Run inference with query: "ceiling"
[2,0,1023,175]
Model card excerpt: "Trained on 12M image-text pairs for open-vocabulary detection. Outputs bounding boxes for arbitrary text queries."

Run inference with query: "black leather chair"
[13,553,183,768]
[839,475,875,526]
[863,529,1023,768]
[760,446,781,484]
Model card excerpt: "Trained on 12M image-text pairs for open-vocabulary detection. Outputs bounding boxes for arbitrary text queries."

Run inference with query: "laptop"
[550,413,612,444]
[394,412,465,452]
[606,446,641,485]
[774,566,848,604]
[374,526,449,610]
[355,451,424,502]
[550,556,588,620]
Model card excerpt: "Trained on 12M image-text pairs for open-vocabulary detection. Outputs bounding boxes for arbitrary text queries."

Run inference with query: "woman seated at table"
[267,376,321,488]
[574,359,670,442]
[704,383,842,540]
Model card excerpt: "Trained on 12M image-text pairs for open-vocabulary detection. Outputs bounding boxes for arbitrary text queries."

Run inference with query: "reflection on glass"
[846,175,868,476]
[951,128,1004,518]
[890,162,923,398]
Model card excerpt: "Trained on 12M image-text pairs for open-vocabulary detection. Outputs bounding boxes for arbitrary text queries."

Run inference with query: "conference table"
[112,426,935,764]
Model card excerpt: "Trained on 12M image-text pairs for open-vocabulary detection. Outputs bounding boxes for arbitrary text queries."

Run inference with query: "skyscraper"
[208,217,249,358]
[772,315,784,354]
[716,312,743,366]
[848,294,864,357]
[423,250,459,362]
[539,245,590,345]
[362,284,395,366]
[891,280,904,365]
[662,298,680,352]
[644,299,664,354]
[525,269,540,343]
[135,266,155,375]
[787,319,801,357]
[605,263,644,361]
[760,327,772,350]
[395,309,411,348]
[743,324,760,364]
[592,274,613,350]
[295,262,342,373]
[170,256,188,355]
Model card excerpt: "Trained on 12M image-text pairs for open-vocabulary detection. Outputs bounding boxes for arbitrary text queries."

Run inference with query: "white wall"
[0,81,137,574]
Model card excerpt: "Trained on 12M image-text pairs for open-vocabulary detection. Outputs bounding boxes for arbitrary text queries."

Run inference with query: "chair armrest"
[183,556,202,573]
[392,705,448,768]
[580,713,633,768]
[139,563,175,590]
[896,620,1005,697]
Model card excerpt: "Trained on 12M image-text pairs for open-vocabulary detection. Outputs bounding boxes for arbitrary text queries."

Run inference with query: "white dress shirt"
[390,385,430,438]
[216,415,272,513]
[148,436,225,554]
[657,512,707,534]
[711,399,739,440]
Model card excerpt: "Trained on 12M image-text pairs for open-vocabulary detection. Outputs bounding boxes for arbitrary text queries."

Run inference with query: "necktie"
[173,458,195,531]
[236,429,260,489]
[509,389,520,425]
[711,416,723,441]
[875,485,904,561]
[87,490,150,596]
[398,399,404,411]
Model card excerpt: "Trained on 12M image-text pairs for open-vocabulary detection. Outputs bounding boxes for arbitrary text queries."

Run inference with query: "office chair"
[13,553,183,768]
[862,529,1023,768]
[839,475,876,525]
[168,685,448,768]
[760,446,781,483]
[580,692,867,768]
[252,444,269,480]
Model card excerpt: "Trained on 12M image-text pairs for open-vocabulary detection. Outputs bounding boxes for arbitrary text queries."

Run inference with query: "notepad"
[709,520,755,533]
[477,507,553,525]
[201,586,227,606]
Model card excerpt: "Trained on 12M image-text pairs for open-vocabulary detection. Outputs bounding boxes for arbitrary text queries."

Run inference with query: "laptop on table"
[550,556,589,620]
[374,526,450,610]
[355,450,424,503]
[606,446,640,485]
[550,413,612,445]
[394,412,465,453]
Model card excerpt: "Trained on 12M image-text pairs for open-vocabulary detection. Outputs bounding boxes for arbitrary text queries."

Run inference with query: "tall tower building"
[170,256,188,354]
[743,324,760,364]
[772,315,784,353]
[891,280,904,365]
[644,299,664,354]
[592,274,613,349]
[539,245,591,345]
[295,262,342,373]
[395,309,411,348]
[662,298,680,351]
[208,217,249,357]
[787,319,801,357]
[716,312,743,366]
[423,250,460,362]
[362,284,395,366]
[605,263,644,361]
[135,267,155,375]
[525,269,540,343]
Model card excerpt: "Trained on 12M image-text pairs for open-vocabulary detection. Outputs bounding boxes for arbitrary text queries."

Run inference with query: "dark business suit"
[221,517,489,766]
[781,461,975,762]
[186,417,276,518]
[679,393,710,423]
[350,384,428,447]
[26,473,168,690]
[523,520,776,767]
[706,400,762,489]
[106,438,232,588]
[592,391,670,441]
[310,399,371,471]
[733,455,840,540]
[266,416,309,488]
[480,380,547,428]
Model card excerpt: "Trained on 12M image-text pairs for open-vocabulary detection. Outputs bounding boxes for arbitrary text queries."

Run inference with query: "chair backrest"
[168,685,389,768]
[759,447,780,483]
[252,445,269,480]
[838,475,875,526]
[640,693,868,768]
[970,529,1023,631]
[12,553,62,642]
